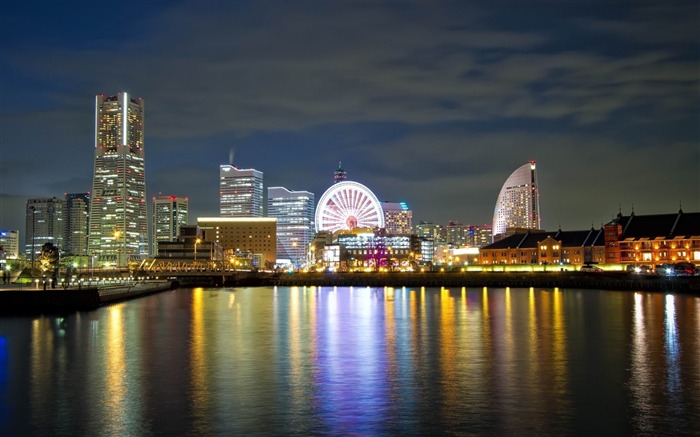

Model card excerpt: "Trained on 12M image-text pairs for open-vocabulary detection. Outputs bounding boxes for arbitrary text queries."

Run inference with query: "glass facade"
[152,195,189,256]
[492,161,541,239]
[64,193,90,256]
[220,165,264,217]
[25,198,64,257]
[88,93,147,266]
[267,187,315,267]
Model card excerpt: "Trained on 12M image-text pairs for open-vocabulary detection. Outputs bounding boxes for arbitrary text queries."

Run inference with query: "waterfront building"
[63,193,90,256]
[155,225,224,263]
[479,228,605,266]
[152,195,189,256]
[382,201,413,235]
[220,165,264,217]
[88,93,147,266]
[25,198,64,258]
[315,180,384,233]
[603,209,700,268]
[197,217,276,268]
[333,161,347,184]
[267,187,315,267]
[492,161,541,241]
[0,230,20,259]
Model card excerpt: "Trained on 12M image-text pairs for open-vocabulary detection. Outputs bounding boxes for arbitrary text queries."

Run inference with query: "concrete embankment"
[0,280,177,316]
[268,271,700,293]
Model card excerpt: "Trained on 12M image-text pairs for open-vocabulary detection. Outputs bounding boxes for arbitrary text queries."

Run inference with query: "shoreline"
[1,272,697,316]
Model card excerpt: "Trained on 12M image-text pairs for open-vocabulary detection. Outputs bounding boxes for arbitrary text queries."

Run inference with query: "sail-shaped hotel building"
[492,161,541,241]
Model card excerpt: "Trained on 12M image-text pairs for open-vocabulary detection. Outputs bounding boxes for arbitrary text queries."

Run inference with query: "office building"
[469,224,492,248]
[267,187,315,267]
[220,165,263,217]
[446,221,469,246]
[64,193,90,256]
[492,161,541,241]
[415,221,444,244]
[382,202,413,235]
[26,197,64,258]
[152,195,189,256]
[88,93,147,266]
[197,217,276,268]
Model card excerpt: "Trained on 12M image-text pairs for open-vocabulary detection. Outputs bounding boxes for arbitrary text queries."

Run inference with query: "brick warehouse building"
[479,210,700,269]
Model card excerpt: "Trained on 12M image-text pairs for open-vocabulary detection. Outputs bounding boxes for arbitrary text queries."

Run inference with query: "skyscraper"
[64,193,90,256]
[267,187,315,267]
[492,161,541,240]
[88,93,147,266]
[25,197,64,257]
[152,195,189,256]
[220,165,263,217]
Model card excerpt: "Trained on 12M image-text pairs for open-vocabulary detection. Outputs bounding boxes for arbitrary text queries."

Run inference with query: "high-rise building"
[26,197,64,258]
[152,195,189,256]
[382,202,413,234]
[333,161,347,184]
[446,221,469,246]
[64,193,90,256]
[492,161,541,241]
[267,187,315,267]
[88,93,147,266]
[220,165,263,217]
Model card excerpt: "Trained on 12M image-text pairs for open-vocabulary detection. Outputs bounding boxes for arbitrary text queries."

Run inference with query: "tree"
[39,242,60,289]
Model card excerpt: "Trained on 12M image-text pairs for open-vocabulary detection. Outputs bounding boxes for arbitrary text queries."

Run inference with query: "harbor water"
[1,286,699,436]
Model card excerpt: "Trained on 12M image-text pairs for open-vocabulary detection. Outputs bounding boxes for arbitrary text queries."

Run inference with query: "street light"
[29,205,36,280]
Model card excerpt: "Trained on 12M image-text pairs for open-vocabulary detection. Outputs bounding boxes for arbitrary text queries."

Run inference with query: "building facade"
[603,210,700,267]
[25,198,64,258]
[152,195,189,256]
[267,187,315,267]
[382,202,413,235]
[479,228,605,266]
[415,221,444,244]
[197,217,276,268]
[492,161,541,241]
[219,165,264,217]
[64,193,90,256]
[469,224,492,247]
[88,93,147,266]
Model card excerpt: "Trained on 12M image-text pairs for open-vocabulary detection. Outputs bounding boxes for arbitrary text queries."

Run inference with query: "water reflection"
[1,287,699,435]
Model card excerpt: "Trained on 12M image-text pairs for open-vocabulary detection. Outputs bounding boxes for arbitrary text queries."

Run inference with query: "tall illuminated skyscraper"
[267,187,315,267]
[492,161,541,240]
[152,195,189,256]
[88,93,147,266]
[220,165,263,217]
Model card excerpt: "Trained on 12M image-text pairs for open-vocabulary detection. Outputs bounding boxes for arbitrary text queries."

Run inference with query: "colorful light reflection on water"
[1,286,699,435]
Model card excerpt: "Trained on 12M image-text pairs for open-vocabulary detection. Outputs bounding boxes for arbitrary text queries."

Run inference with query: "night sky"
[1,1,698,245]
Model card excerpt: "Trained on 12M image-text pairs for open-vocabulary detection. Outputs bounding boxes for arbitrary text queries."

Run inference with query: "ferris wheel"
[315,181,385,233]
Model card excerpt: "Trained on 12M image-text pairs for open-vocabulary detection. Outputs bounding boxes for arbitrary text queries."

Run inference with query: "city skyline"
[1,2,698,239]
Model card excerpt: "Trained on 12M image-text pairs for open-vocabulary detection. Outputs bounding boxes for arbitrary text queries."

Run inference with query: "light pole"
[29,205,36,280]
